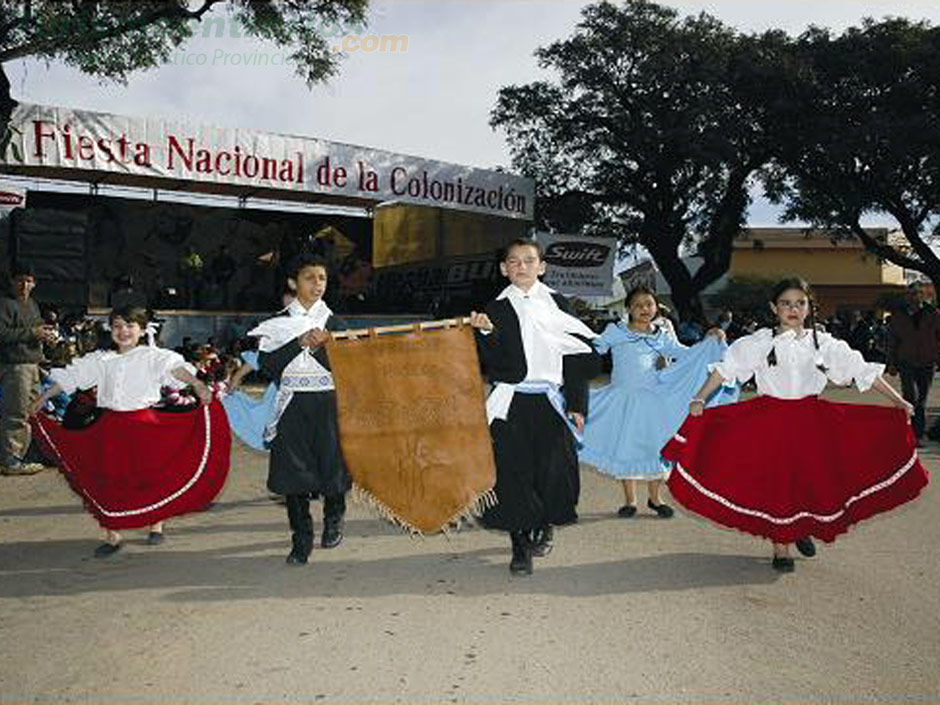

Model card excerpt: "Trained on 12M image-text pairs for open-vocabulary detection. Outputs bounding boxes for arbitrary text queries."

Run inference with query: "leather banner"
[327,323,496,534]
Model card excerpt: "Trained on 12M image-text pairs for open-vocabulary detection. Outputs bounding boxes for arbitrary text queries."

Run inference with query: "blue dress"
[579,322,738,480]
[221,351,277,452]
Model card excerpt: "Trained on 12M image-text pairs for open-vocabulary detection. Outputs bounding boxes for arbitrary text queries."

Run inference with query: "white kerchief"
[248,299,333,352]
[486,281,597,424]
[498,280,596,382]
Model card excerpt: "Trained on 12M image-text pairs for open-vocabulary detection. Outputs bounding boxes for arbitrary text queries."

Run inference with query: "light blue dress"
[220,351,277,452]
[579,322,738,480]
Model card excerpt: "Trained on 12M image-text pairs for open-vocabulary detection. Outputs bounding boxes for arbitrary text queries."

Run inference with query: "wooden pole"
[329,317,472,340]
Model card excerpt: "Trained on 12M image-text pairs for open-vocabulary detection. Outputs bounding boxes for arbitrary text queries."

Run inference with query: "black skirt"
[267,390,351,497]
[480,392,580,531]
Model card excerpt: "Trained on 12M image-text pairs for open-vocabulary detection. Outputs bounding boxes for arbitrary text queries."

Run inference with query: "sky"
[7,0,940,225]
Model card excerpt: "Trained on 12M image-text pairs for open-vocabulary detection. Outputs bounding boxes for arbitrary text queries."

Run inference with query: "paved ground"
[0,378,938,704]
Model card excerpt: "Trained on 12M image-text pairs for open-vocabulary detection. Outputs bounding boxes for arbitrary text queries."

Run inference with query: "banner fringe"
[352,485,497,536]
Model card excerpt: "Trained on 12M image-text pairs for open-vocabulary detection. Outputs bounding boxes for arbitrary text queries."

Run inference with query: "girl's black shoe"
[647,500,674,518]
[772,556,795,572]
[94,542,122,558]
[795,537,816,557]
[617,504,637,518]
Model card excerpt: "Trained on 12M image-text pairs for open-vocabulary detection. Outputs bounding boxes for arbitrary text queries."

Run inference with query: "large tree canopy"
[764,17,940,293]
[0,0,368,121]
[491,0,785,319]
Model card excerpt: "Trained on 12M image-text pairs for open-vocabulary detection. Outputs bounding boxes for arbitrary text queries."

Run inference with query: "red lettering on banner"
[78,135,94,161]
[32,120,56,158]
[167,135,193,170]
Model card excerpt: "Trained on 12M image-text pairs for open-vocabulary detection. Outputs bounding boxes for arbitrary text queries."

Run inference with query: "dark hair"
[286,253,329,281]
[10,262,35,278]
[767,277,826,371]
[108,305,149,329]
[501,238,543,262]
[625,285,658,309]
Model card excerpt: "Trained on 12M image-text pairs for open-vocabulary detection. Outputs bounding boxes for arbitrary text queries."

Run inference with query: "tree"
[490,0,786,320]
[764,17,940,294]
[0,0,368,134]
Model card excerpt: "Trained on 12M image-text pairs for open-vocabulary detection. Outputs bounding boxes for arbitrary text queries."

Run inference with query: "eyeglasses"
[505,256,540,267]
[776,299,808,310]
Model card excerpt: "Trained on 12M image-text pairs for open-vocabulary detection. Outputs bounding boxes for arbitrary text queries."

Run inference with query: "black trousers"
[898,364,934,438]
[285,493,347,553]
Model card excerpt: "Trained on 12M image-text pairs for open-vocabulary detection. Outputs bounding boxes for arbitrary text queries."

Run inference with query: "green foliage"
[764,16,940,288]
[490,0,783,318]
[0,0,368,87]
[710,275,776,323]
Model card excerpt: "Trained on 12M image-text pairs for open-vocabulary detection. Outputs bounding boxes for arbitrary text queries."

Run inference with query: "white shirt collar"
[497,280,556,302]
[288,298,331,318]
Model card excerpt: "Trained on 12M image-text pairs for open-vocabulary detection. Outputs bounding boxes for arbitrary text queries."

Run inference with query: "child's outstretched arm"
[871,376,914,416]
[31,382,63,415]
[171,366,212,405]
[688,369,726,417]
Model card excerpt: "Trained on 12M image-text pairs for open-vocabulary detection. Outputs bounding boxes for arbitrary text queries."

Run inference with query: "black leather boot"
[321,493,346,549]
[531,525,554,557]
[285,494,314,565]
[509,530,533,575]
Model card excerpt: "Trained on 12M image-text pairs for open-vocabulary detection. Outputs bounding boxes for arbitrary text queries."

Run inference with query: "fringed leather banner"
[327,322,496,534]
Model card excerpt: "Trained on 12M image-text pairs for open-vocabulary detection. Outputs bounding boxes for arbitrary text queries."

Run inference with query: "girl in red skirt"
[663,277,927,572]
[30,305,229,558]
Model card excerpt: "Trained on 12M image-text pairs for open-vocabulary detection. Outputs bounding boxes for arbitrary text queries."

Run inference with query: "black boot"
[509,531,533,575]
[285,494,314,565]
[321,493,346,549]
[531,525,554,557]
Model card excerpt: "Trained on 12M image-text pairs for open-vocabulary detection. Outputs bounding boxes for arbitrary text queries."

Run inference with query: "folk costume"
[250,299,350,561]
[220,350,277,452]
[662,328,929,544]
[580,323,737,480]
[475,281,600,570]
[31,347,231,530]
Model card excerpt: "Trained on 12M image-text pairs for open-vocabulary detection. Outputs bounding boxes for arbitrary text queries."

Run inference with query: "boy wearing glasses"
[469,238,600,575]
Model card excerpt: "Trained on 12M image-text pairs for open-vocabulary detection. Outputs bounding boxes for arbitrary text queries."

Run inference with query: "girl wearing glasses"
[663,277,926,572]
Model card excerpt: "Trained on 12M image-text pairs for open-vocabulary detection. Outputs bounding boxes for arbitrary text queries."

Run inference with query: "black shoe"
[147,532,165,546]
[617,504,637,518]
[321,521,344,549]
[286,551,309,565]
[94,542,122,558]
[795,537,816,558]
[531,526,554,557]
[772,556,795,572]
[647,500,674,518]
[509,531,533,575]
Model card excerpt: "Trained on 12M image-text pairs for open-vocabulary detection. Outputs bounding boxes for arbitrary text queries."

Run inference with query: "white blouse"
[50,346,193,411]
[712,328,884,398]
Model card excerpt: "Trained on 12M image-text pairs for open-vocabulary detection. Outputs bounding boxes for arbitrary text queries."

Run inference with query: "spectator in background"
[887,282,940,443]
[110,274,148,310]
[210,245,237,310]
[715,309,743,341]
[0,263,58,475]
[677,313,704,346]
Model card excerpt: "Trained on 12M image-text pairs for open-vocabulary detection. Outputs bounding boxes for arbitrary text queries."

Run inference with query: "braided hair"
[766,277,827,372]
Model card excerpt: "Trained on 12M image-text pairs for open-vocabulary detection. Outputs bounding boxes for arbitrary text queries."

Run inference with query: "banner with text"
[0,103,533,220]
[536,233,616,297]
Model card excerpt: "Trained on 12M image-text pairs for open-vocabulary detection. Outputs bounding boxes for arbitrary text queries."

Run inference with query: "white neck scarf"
[248,299,333,352]
[498,280,597,372]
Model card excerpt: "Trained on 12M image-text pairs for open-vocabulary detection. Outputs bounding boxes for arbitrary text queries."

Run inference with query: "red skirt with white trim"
[661,396,928,544]
[31,402,232,530]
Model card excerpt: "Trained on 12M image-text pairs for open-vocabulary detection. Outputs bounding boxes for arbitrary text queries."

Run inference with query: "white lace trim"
[672,452,920,525]
[35,406,213,518]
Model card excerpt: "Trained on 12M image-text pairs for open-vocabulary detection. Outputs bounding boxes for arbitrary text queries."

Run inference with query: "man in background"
[0,263,58,475]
